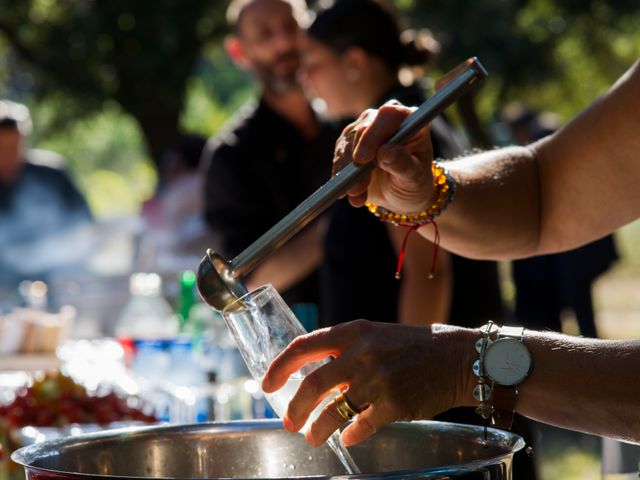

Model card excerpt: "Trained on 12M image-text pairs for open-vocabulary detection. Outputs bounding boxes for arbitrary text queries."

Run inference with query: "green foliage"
[0,0,229,164]
[396,0,640,121]
[30,101,156,217]
[181,44,256,137]
[508,1,640,119]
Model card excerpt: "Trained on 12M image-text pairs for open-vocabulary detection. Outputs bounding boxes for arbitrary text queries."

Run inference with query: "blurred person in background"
[299,2,535,477]
[0,100,92,308]
[201,0,342,323]
[301,0,453,328]
[301,0,504,337]
[139,134,209,272]
[503,103,618,338]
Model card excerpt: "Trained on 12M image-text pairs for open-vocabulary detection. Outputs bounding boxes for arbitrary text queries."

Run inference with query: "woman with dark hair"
[303,0,439,119]
[298,1,536,477]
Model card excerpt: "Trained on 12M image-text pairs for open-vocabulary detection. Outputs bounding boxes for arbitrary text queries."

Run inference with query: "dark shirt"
[0,160,92,288]
[320,83,504,327]
[202,98,339,308]
[512,215,618,337]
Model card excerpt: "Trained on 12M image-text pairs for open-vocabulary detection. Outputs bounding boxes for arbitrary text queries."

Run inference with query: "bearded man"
[202,0,340,320]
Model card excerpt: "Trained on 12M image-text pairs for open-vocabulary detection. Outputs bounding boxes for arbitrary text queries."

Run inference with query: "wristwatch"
[484,326,531,386]
[483,326,532,428]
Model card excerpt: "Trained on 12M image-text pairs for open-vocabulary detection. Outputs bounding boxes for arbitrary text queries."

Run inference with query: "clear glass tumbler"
[222,284,359,474]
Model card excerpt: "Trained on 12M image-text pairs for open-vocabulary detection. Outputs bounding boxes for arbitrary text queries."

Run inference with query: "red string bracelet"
[365,161,454,280]
[394,221,440,280]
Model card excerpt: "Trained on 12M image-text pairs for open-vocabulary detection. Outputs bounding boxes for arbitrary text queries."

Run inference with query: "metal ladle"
[197,57,488,311]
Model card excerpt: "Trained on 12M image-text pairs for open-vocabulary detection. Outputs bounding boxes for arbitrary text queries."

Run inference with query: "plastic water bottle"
[165,338,210,423]
[115,273,178,361]
[131,339,172,421]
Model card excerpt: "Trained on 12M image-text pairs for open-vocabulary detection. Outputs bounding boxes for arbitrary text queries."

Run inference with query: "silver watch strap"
[499,326,525,341]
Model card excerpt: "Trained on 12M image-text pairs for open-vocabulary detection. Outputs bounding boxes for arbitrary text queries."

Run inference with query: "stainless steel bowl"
[12,420,524,479]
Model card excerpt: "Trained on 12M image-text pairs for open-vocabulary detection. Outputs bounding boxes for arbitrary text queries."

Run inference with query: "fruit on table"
[0,371,156,428]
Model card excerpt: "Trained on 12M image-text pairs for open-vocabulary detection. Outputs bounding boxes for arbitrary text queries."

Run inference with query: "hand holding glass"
[222,284,359,473]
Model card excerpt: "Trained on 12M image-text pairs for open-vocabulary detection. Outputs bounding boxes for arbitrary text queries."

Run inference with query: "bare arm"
[460,329,640,444]
[535,61,640,252]
[433,146,540,259]
[386,224,451,325]
[344,61,640,260]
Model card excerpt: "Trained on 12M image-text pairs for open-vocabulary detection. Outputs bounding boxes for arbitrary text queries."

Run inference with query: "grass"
[539,447,600,479]
[532,423,601,479]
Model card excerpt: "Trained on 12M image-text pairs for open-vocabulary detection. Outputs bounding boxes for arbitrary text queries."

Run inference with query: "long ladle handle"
[231,57,488,278]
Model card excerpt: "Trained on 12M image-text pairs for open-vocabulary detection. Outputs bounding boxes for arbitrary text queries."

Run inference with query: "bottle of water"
[131,339,172,421]
[115,273,178,362]
[165,338,210,423]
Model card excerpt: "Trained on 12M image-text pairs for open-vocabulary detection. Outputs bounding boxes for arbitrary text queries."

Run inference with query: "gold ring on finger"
[334,392,361,422]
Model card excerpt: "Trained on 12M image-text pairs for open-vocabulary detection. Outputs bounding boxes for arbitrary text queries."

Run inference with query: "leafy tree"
[181,44,256,138]
[395,0,640,145]
[0,0,230,170]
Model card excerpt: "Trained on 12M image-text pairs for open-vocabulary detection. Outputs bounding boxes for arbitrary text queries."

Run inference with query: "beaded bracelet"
[364,161,456,279]
[364,161,456,228]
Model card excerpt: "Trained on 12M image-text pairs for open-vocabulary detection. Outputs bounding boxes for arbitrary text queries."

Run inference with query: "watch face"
[484,338,531,386]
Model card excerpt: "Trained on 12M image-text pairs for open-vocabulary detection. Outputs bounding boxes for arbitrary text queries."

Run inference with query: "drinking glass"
[222,284,359,474]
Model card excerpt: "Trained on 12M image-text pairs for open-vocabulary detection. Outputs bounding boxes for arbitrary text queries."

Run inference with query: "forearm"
[518,332,640,443]
[426,146,542,260]
[433,62,640,259]
[264,320,640,447]
[349,62,640,259]
[458,328,640,443]
[397,266,451,325]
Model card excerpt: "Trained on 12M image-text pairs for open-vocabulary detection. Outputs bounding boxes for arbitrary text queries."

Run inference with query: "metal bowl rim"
[11,419,525,480]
